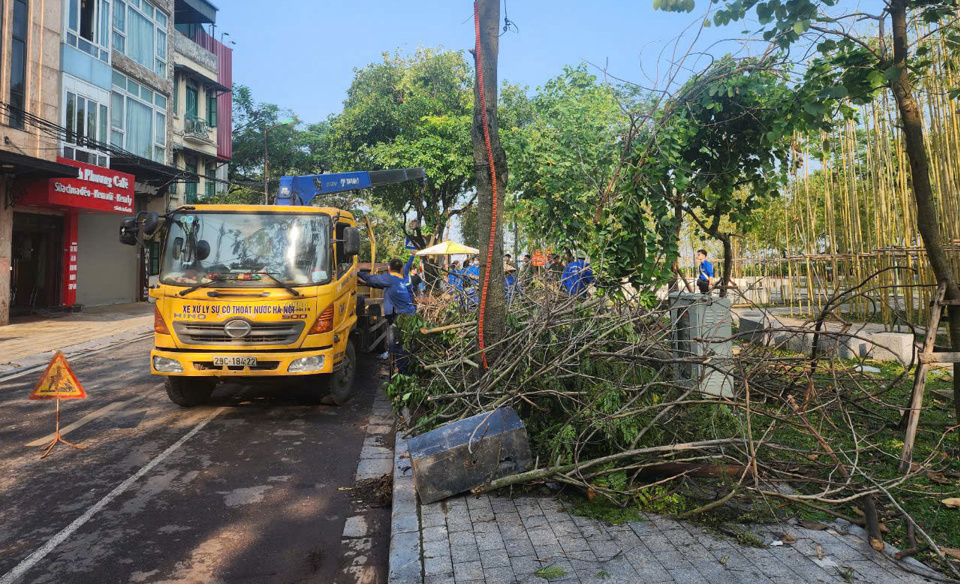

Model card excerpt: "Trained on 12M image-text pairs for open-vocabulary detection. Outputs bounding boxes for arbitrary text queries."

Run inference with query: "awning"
[0,150,78,179]
[110,154,198,191]
[174,0,218,24]
[174,142,229,163]
[173,63,229,93]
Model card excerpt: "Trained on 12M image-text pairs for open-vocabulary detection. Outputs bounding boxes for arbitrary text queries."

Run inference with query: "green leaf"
[883,65,903,83]
[802,102,826,116]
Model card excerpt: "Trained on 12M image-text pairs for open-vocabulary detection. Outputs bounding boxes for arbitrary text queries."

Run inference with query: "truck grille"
[173,320,305,345]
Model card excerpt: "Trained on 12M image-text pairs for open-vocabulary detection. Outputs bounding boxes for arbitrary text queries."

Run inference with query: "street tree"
[471,0,510,361]
[506,66,626,254]
[229,85,307,200]
[642,56,804,296]
[326,49,475,249]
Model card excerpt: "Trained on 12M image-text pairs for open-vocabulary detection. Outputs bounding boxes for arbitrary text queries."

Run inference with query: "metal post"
[263,128,269,205]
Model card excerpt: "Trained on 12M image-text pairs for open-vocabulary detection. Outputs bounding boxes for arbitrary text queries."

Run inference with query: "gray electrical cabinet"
[669,292,734,398]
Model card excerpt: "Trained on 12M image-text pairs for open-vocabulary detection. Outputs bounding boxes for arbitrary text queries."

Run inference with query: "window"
[184,160,198,204]
[62,88,109,166]
[112,0,125,52]
[207,93,217,127]
[185,84,198,119]
[205,164,217,198]
[111,71,167,162]
[112,0,167,76]
[9,0,27,128]
[65,0,110,62]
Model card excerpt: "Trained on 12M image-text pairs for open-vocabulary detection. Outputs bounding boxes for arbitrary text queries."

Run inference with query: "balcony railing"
[184,116,212,139]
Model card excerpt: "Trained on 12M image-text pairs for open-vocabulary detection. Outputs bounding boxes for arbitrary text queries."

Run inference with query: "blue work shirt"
[464,264,480,283]
[561,260,594,296]
[505,273,518,303]
[448,270,463,290]
[358,255,416,316]
[698,260,714,282]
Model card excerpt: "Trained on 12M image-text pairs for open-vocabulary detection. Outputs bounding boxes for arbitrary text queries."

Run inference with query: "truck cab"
[140,204,366,406]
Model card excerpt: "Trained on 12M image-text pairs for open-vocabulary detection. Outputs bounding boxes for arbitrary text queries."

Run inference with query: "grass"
[564,495,646,525]
[534,566,568,580]
[766,358,960,570]
[561,357,959,571]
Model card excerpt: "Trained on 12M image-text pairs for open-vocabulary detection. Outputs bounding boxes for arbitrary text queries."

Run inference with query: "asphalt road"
[0,337,390,584]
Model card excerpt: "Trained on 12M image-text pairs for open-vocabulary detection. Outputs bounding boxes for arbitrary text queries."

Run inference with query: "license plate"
[213,356,258,367]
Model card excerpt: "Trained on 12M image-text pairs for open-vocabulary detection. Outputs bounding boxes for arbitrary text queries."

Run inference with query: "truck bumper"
[150,347,337,377]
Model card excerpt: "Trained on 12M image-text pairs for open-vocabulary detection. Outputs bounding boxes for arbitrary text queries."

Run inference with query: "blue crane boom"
[275,168,426,206]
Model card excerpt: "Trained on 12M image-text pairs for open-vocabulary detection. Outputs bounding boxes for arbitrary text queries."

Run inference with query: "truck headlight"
[153,356,184,373]
[288,355,325,373]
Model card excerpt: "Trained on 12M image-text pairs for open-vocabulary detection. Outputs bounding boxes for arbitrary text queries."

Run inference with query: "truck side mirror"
[142,212,160,236]
[343,226,360,257]
[119,217,137,246]
[196,240,211,261]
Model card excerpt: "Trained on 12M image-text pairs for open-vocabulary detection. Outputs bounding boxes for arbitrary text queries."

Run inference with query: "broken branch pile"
[388,274,960,576]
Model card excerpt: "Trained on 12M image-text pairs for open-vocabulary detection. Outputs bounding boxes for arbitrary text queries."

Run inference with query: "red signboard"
[22,158,134,215]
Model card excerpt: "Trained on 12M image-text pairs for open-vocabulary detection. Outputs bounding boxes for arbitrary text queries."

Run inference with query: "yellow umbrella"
[415,241,479,256]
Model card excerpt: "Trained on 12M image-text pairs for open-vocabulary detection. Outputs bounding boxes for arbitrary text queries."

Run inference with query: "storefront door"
[11,213,63,314]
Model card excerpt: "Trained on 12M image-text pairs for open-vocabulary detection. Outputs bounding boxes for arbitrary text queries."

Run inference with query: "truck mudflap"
[150,347,336,377]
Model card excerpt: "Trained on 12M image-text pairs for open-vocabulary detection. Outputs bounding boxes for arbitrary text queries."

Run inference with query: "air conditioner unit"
[669,292,734,398]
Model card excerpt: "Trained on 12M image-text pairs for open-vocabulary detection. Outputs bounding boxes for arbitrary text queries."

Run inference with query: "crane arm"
[275,168,426,206]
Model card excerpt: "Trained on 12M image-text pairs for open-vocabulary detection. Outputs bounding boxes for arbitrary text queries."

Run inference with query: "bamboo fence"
[731,24,960,329]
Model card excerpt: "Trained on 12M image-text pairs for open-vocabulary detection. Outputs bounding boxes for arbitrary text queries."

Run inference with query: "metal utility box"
[407,408,532,504]
[669,292,734,398]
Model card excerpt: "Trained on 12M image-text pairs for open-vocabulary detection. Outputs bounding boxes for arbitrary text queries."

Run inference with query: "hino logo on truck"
[223,319,253,338]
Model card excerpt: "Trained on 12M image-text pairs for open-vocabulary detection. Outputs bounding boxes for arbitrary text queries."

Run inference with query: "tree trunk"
[889,0,960,430]
[669,189,692,293]
[471,0,509,361]
[719,234,732,299]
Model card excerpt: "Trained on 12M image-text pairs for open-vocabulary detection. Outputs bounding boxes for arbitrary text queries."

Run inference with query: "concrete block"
[815,333,865,360]
[408,408,532,504]
[737,312,776,345]
[772,330,813,355]
[863,332,917,365]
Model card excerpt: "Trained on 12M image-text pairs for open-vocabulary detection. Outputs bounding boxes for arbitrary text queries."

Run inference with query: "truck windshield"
[159,212,331,287]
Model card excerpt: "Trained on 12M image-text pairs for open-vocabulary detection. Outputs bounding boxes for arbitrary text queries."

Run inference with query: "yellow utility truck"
[119,168,424,406]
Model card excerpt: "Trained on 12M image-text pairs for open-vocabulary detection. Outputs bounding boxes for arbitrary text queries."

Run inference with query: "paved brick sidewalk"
[390,437,944,584]
[0,302,153,371]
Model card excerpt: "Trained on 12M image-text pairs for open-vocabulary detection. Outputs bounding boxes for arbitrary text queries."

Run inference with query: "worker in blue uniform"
[358,255,417,363]
[505,264,518,304]
[463,258,481,310]
[561,256,595,296]
[358,255,417,321]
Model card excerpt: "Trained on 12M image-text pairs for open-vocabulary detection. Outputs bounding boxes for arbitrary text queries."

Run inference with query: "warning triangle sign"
[30,351,87,400]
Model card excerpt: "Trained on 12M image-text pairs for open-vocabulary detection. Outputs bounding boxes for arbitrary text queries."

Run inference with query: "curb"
[0,327,153,381]
[388,431,422,583]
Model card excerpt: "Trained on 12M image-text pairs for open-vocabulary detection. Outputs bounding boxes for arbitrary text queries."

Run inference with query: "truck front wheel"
[325,339,356,405]
[165,377,216,407]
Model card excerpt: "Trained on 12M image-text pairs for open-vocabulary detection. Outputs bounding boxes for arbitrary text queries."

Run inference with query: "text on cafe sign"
[21,158,136,215]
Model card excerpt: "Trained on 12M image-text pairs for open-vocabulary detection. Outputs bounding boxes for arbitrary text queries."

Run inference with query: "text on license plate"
[213,356,258,367]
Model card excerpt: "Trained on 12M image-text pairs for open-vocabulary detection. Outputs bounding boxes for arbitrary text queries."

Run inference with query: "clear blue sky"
[216,0,750,124]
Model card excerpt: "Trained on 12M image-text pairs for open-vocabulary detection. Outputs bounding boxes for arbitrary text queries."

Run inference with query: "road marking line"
[23,388,156,447]
[0,406,223,584]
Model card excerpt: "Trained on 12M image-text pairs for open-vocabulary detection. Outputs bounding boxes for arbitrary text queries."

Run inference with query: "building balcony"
[183,115,216,146]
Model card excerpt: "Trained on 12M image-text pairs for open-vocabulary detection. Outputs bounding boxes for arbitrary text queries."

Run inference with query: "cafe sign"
[22,158,135,215]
